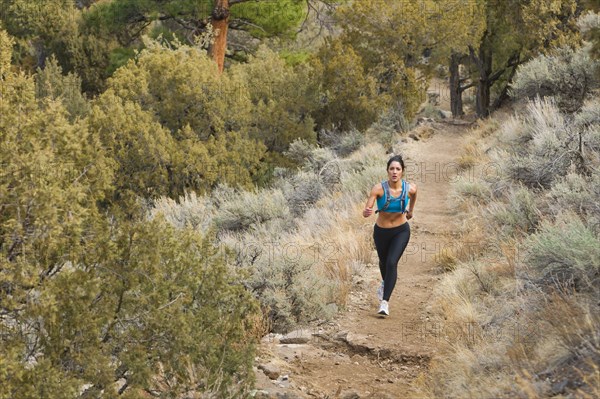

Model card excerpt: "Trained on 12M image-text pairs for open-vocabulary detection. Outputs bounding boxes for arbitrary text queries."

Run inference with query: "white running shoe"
[378,300,389,316]
[377,281,384,301]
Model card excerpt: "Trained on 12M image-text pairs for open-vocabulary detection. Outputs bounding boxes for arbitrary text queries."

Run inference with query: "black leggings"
[373,222,411,301]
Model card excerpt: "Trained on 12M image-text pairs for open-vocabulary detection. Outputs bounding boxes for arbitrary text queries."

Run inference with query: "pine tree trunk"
[209,0,230,74]
[449,53,464,118]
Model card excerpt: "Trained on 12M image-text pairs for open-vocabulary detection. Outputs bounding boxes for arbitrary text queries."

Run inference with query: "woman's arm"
[406,182,417,220]
[363,184,381,218]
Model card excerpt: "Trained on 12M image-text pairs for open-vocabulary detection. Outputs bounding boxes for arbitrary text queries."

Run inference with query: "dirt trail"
[253,122,472,399]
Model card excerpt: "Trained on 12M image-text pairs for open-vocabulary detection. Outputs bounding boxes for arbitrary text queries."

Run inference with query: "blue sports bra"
[376,180,410,214]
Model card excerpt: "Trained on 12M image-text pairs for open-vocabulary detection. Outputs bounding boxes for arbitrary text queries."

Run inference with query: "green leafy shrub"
[311,38,382,131]
[365,102,412,148]
[0,28,13,75]
[491,98,581,189]
[1,218,259,398]
[286,139,338,171]
[35,56,89,120]
[491,97,600,193]
[284,171,326,217]
[284,139,341,189]
[0,44,114,324]
[319,126,365,157]
[545,172,600,232]
[100,39,269,195]
[213,188,290,232]
[220,231,335,333]
[574,100,600,169]
[150,191,214,232]
[485,186,542,239]
[510,44,600,113]
[231,45,319,154]
[1,0,115,92]
[452,177,494,204]
[1,44,258,396]
[250,247,333,332]
[522,214,600,293]
[88,91,176,205]
[107,37,248,136]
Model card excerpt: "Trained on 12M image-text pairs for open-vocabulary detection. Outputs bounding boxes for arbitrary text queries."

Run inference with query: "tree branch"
[228,18,266,32]
[102,288,125,343]
[118,381,129,395]
[459,81,477,91]
[230,0,257,5]
[488,53,522,84]
[297,0,337,43]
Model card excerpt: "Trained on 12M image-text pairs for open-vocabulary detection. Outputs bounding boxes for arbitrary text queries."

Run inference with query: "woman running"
[362,154,417,316]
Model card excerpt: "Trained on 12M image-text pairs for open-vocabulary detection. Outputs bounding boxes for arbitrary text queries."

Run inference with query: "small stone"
[279,392,303,399]
[440,110,452,119]
[280,329,312,344]
[261,333,282,344]
[335,331,349,341]
[345,332,376,352]
[387,378,394,383]
[258,362,281,380]
[251,390,272,399]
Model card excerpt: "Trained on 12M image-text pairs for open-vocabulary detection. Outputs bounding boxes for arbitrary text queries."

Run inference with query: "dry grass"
[457,142,482,170]
[453,216,490,263]
[436,251,458,272]
[246,306,273,343]
[294,198,376,309]
[577,361,600,399]
[471,117,500,138]
[410,123,436,140]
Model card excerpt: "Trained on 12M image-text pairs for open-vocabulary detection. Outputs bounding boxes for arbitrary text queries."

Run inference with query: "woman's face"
[387,161,403,182]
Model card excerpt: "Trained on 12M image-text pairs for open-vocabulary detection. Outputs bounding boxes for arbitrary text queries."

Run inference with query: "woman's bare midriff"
[375,212,407,228]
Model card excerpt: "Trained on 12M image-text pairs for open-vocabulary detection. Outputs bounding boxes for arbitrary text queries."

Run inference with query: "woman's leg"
[373,225,393,281]
[382,223,411,301]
